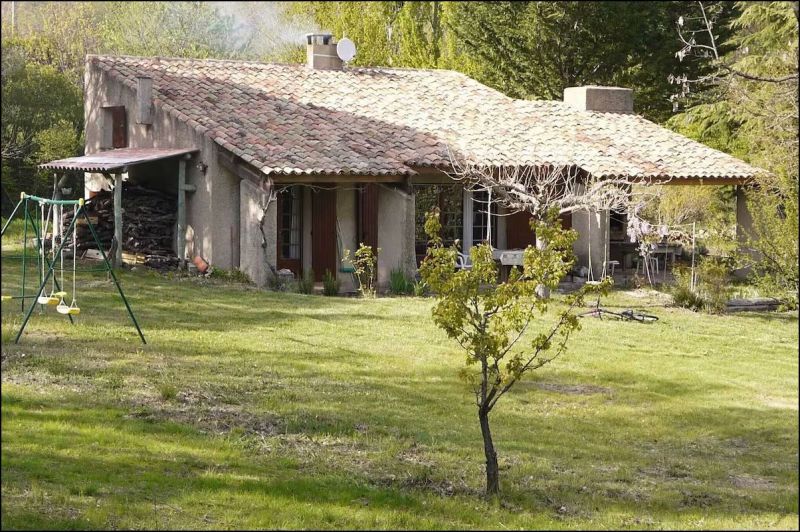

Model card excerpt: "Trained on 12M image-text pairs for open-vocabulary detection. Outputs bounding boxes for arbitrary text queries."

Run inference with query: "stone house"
[69,34,761,290]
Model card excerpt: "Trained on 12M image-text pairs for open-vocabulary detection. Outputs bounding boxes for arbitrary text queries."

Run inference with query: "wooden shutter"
[358,184,379,251]
[506,211,536,249]
[110,106,128,148]
[311,187,337,281]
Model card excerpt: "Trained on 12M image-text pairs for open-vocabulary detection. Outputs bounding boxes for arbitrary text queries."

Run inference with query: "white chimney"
[306,33,343,70]
[136,76,153,124]
[563,86,633,114]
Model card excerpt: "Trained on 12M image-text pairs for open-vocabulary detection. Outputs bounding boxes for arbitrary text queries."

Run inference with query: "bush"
[322,269,340,296]
[296,269,315,294]
[209,267,251,284]
[343,244,379,297]
[697,257,732,313]
[389,267,414,295]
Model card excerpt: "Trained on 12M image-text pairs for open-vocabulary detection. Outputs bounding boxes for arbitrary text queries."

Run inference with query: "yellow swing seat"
[59,299,80,316]
[1,295,12,302]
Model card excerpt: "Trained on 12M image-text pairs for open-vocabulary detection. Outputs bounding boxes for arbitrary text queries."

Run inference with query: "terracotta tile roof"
[89,55,762,180]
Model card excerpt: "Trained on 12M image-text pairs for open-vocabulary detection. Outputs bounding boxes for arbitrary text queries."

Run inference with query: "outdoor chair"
[456,252,473,270]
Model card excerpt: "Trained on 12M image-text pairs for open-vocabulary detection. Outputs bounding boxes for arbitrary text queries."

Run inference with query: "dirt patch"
[729,474,775,490]
[125,401,283,438]
[396,442,436,468]
[534,382,611,395]
[679,490,722,508]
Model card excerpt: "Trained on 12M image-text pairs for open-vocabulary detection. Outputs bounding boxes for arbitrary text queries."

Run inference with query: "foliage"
[208,267,252,284]
[1,41,83,202]
[412,279,428,297]
[342,243,380,298]
[697,256,734,313]
[96,2,250,60]
[445,1,719,122]
[296,268,315,295]
[419,205,604,496]
[322,269,340,296]
[388,266,414,295]
[284,2,472,72]
[668,2,798,305]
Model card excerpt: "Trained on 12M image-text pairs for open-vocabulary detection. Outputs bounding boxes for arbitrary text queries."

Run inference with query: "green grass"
[2,224,798,529]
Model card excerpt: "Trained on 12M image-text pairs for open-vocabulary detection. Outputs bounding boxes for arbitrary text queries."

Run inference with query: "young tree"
[419,206,604,496]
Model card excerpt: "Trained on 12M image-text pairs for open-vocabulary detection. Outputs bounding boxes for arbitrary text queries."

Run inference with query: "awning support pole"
[114,173,123,267]
[177,159,186,268]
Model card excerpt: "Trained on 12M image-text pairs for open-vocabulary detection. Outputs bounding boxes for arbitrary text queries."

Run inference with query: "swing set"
[1,192,146,344]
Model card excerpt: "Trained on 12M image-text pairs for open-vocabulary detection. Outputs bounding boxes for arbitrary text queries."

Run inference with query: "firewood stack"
[62,184,179,270]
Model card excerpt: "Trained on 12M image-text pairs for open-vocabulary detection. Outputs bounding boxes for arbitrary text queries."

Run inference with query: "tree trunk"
[535,234,550,299]
[479,408,500,496]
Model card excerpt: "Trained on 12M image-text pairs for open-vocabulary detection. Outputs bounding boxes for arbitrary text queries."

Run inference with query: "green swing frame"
[1,192,146,344]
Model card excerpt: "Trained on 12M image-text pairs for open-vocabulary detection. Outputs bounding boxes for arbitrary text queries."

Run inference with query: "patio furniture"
[456,252,472,270]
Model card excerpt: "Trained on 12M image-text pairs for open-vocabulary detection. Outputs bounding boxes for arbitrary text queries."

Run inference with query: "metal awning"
[39,147,198,172]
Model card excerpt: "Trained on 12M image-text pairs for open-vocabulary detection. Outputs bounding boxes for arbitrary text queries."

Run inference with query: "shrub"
[296,269,315,294]
[343,243,380,297]
[389,267,414,295]
[209,267,251,284]
[322,269,340,296]
[697,257,732,313]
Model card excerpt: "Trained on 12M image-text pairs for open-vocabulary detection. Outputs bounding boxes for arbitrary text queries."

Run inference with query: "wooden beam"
[113,173,123,267]
[136,77,153,125]
[217,150,266,186]
[641,177,754,186]
[270,173,406,184]
[177,159,186,266]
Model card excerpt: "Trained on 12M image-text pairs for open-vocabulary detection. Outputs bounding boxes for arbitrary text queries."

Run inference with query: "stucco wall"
[336,187,358,293]
[734,185,758,278]
[572,208,609,279]
[84,62,242,268]
[239,179,275,287]
[377,185,416,290]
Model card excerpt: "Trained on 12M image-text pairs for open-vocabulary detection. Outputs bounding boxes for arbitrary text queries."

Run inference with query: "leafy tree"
[668,1,798,306]
[1,40,83,201]
[446,1,721,122]
[97,2,249,60]
[419,207,600,496]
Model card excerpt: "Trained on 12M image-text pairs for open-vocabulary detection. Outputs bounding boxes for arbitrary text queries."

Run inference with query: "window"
[101,106,127,149]
[414,184,463,263]
[471,190,498,247]
[279,186,301,260]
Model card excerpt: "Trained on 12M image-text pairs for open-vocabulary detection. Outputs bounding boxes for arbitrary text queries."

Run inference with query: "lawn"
[1,223,798,529]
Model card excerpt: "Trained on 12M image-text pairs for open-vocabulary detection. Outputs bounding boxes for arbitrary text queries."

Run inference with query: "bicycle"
[578,300,659,323]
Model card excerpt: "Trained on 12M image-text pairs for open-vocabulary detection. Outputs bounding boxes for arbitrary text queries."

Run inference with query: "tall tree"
[668,1,798,306]
[446,1,722,122]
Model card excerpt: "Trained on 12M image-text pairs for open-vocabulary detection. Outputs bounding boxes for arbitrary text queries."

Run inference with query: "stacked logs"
[62,184,179,269]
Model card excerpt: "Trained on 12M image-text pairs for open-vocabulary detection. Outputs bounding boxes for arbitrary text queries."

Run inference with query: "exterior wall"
[734,185,758,278]
[377,185,416,290]
[336,187,358,293]
[83,62,241,269]
[239,179,275,287]
[572,208,610,279]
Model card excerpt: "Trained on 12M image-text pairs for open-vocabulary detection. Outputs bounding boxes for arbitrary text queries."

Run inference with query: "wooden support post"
[114,173,123,267]
[177,159,187,267]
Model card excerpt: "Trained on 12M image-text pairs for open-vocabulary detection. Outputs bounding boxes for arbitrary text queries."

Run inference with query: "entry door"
[311,187,337,281]
[276,186,302,275]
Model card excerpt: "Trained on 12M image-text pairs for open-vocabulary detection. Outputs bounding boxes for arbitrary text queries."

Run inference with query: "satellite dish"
[337,38,356,63]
